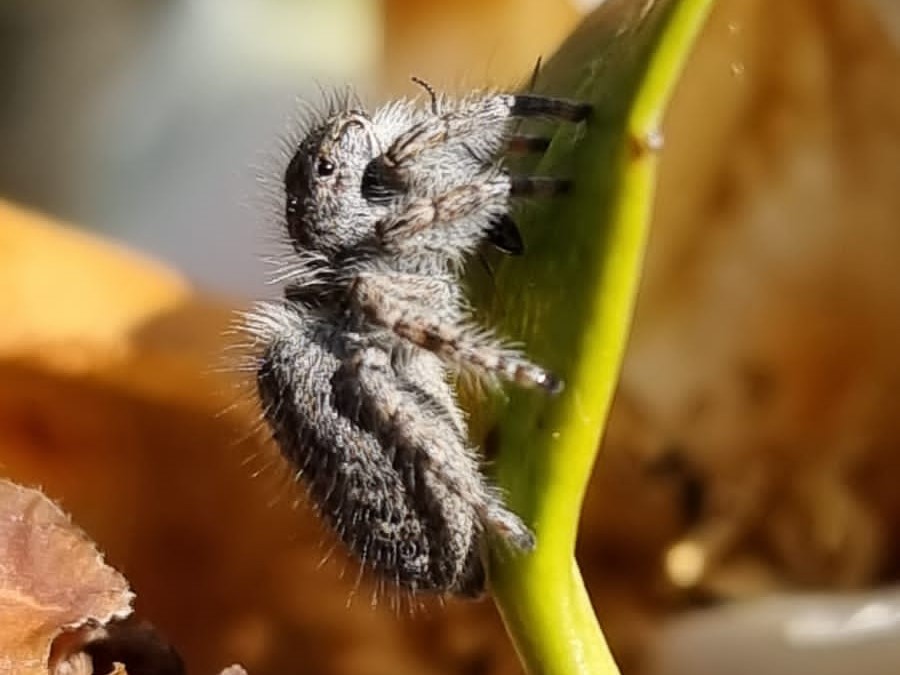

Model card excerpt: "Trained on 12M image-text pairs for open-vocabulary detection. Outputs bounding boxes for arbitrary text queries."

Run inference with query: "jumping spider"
[246,81,590,596]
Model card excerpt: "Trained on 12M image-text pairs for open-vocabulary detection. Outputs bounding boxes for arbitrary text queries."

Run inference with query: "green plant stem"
[478,1,716,674]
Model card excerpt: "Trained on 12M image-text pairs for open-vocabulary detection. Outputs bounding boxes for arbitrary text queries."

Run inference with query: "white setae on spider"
[244,79,590,596]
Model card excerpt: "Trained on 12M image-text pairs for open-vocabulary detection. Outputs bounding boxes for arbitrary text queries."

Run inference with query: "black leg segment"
[511,94,592,123]
[486,213,525,255]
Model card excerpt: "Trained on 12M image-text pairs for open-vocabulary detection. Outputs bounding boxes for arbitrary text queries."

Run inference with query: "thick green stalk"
[470,1,716,673]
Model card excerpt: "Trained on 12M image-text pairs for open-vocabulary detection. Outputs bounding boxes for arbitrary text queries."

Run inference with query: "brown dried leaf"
[0,479,133,675]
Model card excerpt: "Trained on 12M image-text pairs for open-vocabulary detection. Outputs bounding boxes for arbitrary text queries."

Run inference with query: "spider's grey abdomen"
[255,312,486,595]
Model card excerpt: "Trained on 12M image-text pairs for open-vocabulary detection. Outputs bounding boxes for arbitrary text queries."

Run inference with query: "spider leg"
[372,171,566,257]
[374,173,510,254]
[510,93,592,122]
[485,175,573,255]
[340,348,535,553]
[384,92,589,167]
[350,272,563,394]
[485,213,524,255]
[362,90,588,206]
[251,302,485,594]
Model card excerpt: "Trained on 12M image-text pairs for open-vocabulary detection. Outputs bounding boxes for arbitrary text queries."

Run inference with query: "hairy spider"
[244,81,590,596]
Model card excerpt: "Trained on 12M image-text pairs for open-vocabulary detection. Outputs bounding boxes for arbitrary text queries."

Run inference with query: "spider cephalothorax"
[246,82,589,596]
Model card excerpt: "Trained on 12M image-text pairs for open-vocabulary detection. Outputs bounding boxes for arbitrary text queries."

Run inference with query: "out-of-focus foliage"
[381,0,582,94]
[0,0,899,674]
[620,0,900,598]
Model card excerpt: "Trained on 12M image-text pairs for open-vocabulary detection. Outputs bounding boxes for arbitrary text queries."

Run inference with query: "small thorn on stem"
[630,128,665,156]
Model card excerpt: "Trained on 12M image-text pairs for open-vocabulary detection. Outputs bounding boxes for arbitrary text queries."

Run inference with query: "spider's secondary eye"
[316,157,335,177]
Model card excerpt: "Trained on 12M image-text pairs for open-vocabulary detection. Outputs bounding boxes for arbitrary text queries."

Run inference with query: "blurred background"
[0,0,588,296]
[2,1,900,675]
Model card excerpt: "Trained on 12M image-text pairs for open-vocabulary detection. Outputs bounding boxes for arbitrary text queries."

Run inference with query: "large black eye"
[316,157,335,176]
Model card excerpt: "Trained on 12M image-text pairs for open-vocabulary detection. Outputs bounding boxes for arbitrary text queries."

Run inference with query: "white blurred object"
[649,587,900,675]
[75,0,379,297]
[569,0,609,14]
[871,0,900,43]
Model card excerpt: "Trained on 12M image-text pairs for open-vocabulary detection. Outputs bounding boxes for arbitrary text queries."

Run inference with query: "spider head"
[283,110,383,256]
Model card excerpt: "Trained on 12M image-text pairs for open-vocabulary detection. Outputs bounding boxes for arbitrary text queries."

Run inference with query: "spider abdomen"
[255,305,487,594]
